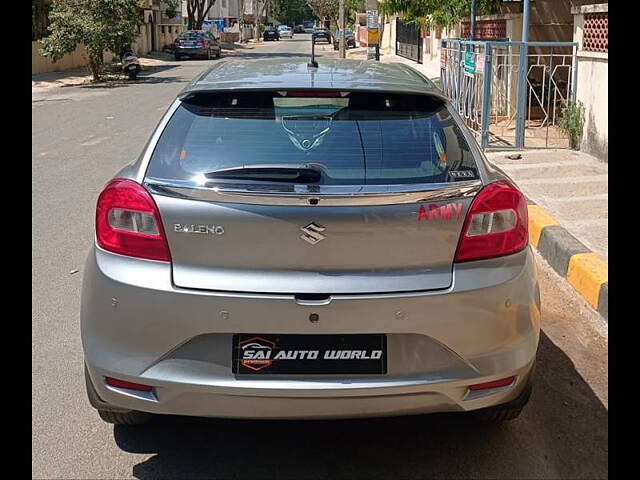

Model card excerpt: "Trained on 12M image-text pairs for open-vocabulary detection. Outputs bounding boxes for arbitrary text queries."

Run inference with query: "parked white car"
[278,25,293,38]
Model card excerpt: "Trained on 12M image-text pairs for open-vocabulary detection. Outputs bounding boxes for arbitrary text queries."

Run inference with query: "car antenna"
[308,36,318,68]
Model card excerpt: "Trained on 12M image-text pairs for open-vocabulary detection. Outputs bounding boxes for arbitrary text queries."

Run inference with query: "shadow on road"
[75,64,187,89]
[114,332,607,479]
[226,51,327,60]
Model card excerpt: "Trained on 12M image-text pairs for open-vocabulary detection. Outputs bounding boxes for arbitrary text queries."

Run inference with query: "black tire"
[174,54,180,61]
[215,50,221,59]
[207,49,212,60]
[98,409,152,425]
[471,371,533,423]
[128,72,137,80]
[84,366,152,425]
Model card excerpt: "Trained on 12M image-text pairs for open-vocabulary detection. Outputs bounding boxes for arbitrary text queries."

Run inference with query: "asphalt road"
[32,35,608,479]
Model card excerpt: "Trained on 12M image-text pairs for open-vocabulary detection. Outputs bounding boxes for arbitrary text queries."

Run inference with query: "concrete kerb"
[527,203,608,321]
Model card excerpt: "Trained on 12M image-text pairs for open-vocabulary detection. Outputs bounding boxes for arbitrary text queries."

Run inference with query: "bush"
[557,100,586,150]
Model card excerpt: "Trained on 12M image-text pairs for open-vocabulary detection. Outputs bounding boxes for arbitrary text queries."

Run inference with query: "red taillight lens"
[454,181,528,263]
[105,377,153,392]
[96,178,171,262]
[468,376,515,391]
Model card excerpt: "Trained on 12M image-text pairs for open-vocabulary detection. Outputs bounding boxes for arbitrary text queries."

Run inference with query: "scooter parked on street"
[119,45,141,80]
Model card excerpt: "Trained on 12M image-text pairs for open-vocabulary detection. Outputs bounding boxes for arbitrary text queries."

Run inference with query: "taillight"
[199,40,206,46]
[454,181,528,263]
[95,178,171,262]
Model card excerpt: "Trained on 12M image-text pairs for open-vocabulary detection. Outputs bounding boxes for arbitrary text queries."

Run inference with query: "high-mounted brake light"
[284,91,344,97]
[96,178,171,262]
[454,181,528,263]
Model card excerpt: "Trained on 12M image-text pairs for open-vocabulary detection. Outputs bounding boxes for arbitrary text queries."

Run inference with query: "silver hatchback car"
[81,59,540,425]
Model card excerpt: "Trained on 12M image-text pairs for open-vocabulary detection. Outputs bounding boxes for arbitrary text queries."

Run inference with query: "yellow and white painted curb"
[527,203,608,319]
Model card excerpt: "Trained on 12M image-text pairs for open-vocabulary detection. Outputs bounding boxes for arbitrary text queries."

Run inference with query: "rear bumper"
[81,247,540,419]
[175,47,208,56]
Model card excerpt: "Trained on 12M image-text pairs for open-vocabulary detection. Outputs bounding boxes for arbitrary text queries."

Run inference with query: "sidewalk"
[487,149,608,319]
[487,150,608,262]
[32,45,253,93]
[347,47,441,81]
[31,54,176,92]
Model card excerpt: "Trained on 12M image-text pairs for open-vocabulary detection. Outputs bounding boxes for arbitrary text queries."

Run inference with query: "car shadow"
[115,332,607,479]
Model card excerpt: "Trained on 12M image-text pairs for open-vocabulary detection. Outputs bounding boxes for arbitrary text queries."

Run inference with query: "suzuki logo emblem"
[300,222,326,245]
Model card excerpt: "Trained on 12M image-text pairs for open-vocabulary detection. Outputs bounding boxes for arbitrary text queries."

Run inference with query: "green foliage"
[164,0,180,20]
[270,0,314,26]
[557,100,586,150]
[307,0,364,29]
[40,0,143,81]
[380,0,501,30]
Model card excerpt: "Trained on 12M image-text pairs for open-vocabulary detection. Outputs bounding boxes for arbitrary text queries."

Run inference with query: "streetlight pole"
[339,0,345,58]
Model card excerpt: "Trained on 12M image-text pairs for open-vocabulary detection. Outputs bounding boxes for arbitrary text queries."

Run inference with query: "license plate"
[232,334,387,375]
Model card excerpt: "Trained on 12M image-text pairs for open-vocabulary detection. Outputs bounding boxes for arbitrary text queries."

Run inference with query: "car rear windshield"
[145,91,479,187]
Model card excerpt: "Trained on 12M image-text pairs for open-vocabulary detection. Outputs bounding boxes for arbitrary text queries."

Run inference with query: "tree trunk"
[88,55,102,82]
[187,0,195,29]
[254,0,268,41]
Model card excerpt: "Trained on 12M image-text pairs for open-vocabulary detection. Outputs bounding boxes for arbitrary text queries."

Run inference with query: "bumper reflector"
[468,376,515,391]
[105,377,153,392]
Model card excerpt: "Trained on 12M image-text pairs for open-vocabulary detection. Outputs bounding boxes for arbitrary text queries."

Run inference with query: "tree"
[163,0,180,20]
[32,0,52,41]
[40,0,142,82]
[186,0,217,30]
[252,0,268,41]
[380,0,501,30]
[270,0,313,26]
[307,0,363,30]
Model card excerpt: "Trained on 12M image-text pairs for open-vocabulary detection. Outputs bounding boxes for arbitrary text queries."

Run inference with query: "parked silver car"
[82,59,540,425]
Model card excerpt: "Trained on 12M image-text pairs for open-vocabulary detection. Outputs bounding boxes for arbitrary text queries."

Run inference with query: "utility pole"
[239,0,245,42]
[515,0,530,148]
[339,0,345,58]
[366,0,379,61]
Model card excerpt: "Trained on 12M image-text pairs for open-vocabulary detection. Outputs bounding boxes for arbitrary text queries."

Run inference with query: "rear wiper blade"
[204,164,322,183]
